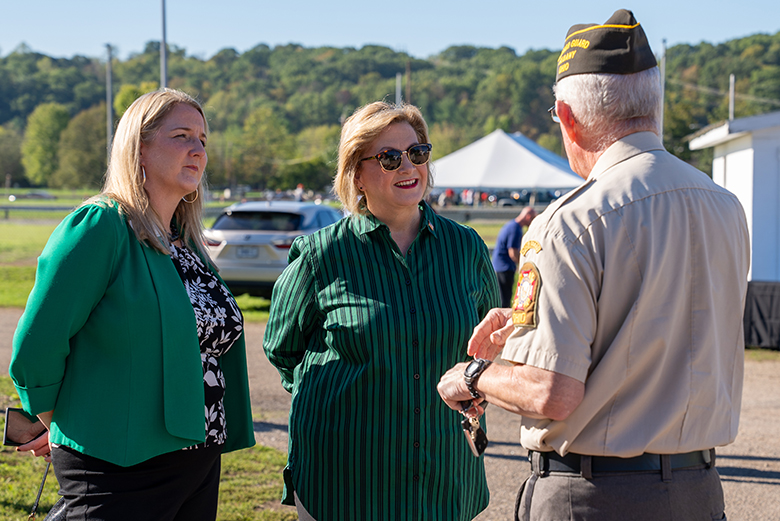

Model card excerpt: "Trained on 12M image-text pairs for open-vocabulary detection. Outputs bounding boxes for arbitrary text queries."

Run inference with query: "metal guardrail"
[0,205,76,219]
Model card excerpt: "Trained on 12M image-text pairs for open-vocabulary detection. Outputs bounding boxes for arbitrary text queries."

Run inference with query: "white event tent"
[432,129,582,190]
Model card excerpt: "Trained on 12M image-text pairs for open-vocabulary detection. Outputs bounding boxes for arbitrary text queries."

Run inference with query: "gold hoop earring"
[182,191,198,204]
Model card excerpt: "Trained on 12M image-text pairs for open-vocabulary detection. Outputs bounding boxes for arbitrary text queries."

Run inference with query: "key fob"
[461,417,489,457]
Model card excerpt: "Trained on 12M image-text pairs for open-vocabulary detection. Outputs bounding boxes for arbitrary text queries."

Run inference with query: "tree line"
[1,32,779,193]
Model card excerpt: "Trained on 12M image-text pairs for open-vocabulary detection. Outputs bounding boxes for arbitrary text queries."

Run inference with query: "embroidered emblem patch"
[520,240,542,257]
[513,262,542,328]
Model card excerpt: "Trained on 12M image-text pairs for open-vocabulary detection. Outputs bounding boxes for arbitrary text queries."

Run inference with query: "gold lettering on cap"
[570,38,590,49]
[557,49,577,65]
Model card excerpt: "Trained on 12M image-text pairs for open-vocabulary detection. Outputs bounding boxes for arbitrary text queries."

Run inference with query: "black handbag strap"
[28,461,50,520]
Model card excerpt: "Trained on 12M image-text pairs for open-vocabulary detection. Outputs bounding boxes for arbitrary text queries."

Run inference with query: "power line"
[666,78,780,107]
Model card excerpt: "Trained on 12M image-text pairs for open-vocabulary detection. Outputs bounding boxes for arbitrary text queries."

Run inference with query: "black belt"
[529,448,714,480]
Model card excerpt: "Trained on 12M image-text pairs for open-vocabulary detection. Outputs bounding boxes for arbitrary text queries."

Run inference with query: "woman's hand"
[16,431,51,462]
[16,410,53,462]
[467,308,514,360]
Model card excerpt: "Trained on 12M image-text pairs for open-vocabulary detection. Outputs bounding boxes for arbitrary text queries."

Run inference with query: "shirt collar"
[588,131,665,181]
[351,201,439,240]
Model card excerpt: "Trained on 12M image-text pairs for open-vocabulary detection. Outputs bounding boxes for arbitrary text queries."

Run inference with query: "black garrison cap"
[556,9,657,82]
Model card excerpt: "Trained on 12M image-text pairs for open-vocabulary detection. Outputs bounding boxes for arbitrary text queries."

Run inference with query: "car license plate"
[236,246,259,259]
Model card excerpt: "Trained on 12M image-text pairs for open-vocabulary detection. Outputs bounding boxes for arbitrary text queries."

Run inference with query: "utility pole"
[729,74,735,121]
[395,73,402,105]
[105,44,113,166]
[659,39,666,137]
[160,0,167,88]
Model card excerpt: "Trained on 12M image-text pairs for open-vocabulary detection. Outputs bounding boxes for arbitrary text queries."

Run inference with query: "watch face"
[465,360,485,379]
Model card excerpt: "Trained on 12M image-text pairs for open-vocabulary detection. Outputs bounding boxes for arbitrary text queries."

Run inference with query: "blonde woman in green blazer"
[10,89,254,521]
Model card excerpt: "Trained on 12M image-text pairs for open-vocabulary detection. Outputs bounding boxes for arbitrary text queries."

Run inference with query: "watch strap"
[464,359,491,400]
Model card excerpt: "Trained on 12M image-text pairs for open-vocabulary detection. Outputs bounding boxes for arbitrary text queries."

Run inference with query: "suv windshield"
[213,211,303,232]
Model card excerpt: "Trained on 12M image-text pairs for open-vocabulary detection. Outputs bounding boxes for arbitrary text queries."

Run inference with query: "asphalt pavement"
[2,308,779,520]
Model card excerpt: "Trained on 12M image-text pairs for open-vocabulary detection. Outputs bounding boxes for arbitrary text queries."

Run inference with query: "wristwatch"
[464,358,492,400]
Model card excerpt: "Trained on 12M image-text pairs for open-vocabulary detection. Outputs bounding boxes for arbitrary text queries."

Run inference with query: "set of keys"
[460,400,489,457]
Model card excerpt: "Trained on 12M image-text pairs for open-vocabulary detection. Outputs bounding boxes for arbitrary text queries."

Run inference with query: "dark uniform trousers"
[516,449,726,521]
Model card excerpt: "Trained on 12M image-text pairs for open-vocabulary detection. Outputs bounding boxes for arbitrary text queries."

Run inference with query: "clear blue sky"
[2,1,779,61]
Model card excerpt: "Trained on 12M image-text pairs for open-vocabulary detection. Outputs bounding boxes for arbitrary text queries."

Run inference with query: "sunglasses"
[360,143,432,172]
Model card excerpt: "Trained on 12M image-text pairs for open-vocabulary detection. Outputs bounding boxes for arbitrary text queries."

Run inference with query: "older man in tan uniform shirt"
[438,9,750,521]
[507,129,748,459]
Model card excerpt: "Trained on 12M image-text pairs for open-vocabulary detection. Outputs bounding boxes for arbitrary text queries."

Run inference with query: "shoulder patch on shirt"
[521,240,542,257]
[513,262,541,329]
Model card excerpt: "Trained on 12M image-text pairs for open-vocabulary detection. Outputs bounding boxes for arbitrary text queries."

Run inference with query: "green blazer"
[10,201,255,466]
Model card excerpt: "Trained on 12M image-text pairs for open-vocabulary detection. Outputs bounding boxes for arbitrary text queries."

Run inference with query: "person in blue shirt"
[492,206,536,307]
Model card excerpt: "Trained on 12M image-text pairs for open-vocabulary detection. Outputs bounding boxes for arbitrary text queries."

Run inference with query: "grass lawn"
[745,346,780,362]
[0,222,58,266]
[0,375,295,520]
[0,267,36,308]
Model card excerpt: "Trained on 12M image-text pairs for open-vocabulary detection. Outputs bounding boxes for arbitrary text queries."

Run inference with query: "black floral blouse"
[169,242,244,448]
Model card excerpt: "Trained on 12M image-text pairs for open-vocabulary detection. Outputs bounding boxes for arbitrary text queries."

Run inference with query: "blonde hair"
[334,101,433,216]
[84,88,210,258]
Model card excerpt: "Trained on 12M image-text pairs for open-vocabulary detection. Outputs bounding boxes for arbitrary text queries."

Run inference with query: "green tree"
[266,124,341,191]
[272,157,334,192]
[21,102,69,186]
[113,81,158,119]
[0,124,25,187]
[427,122,473,159]
[204,127,243,188]
[50,104,107,188]
[295,124,340,161]
[237,105,293,188]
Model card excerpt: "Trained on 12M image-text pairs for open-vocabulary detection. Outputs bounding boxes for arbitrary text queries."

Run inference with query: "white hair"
[553,67,662,151]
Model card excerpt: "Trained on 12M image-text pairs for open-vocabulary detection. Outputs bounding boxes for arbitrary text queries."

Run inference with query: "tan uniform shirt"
[502,132,750,457]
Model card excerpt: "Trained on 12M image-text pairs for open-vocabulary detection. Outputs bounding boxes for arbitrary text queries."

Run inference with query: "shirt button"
[410,308,416,314]
[412,340,419,347]
[414,442,420,448]
[413,475,419,482]
[407,249,412,255]
[405,279,411,285]
[414,373,420,380]
[414,407,421,414]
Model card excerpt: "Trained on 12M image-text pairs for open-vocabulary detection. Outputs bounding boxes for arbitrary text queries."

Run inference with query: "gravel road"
[2,308,778,520]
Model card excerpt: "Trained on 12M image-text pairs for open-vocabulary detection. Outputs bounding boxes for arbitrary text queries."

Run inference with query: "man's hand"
[467,308,514,359]
[437,362,470,410]
[437,363,486,418]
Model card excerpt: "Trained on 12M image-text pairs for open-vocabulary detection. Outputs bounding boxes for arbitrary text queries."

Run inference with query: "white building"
[689,111,780,282]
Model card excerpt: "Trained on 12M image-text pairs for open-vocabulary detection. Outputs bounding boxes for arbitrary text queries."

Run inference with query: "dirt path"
[2,308,779,520]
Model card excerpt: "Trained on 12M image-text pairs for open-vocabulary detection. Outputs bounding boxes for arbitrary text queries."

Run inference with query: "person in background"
[492,206,536,307]
[264,101,499,520]
[10,89,254,521]
[438,9,749,521]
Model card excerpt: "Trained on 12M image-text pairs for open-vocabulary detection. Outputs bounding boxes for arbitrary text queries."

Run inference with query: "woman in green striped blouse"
[263,101,500,520]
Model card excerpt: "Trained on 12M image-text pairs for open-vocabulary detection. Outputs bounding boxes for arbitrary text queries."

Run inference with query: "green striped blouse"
[263,201,500,520]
